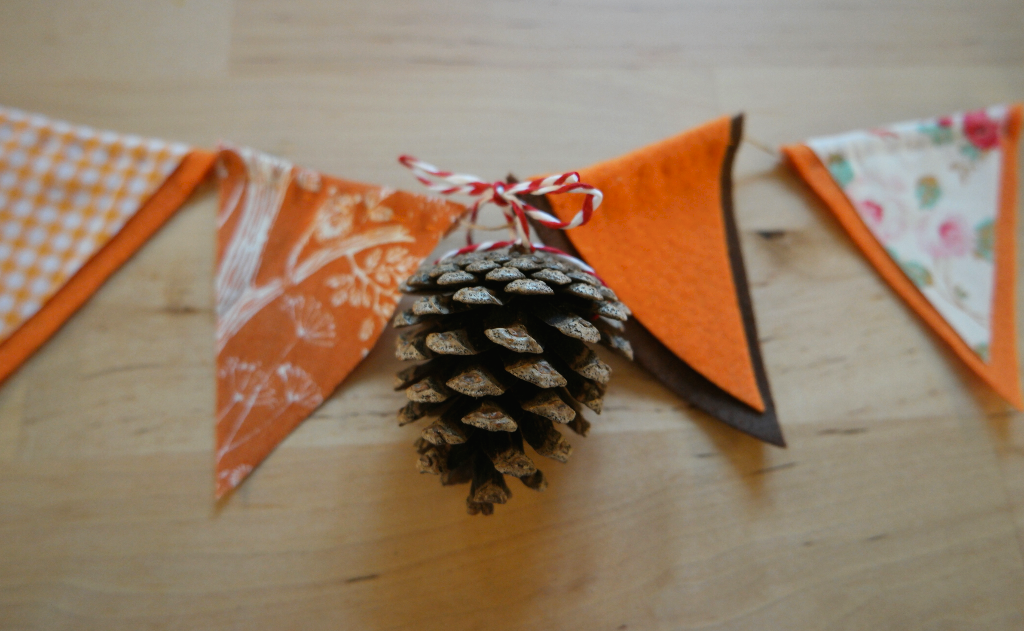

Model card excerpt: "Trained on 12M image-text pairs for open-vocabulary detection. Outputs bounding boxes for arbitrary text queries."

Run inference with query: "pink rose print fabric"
[807,106,1011,360]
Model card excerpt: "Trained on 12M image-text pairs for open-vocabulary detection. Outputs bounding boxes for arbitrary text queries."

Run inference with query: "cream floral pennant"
[807,106,1010,359]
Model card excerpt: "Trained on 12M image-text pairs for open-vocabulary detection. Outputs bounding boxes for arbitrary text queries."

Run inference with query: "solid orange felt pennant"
[782,104,1023,408]
[214,146,465,497]
[545,115,766,412]
[0,106,214,386]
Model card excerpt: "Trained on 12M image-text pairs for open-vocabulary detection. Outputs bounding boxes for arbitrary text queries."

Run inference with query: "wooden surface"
[2,1,1024,629]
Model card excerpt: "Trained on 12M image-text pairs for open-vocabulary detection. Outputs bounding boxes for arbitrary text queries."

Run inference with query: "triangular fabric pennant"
[214,146,465,496]
[783,105,1023,408]
[539,114,783,446]
[0,105,214,385]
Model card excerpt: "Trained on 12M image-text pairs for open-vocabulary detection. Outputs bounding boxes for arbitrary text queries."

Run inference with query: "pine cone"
[393,246,633,515]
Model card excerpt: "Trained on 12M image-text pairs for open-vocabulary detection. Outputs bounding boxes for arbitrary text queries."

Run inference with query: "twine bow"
[398,155,602,248]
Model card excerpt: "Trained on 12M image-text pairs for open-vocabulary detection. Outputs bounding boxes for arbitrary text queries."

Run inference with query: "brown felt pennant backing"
[529,114,783,446]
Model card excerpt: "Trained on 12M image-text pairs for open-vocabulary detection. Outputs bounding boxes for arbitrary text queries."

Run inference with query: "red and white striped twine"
[398,155,602,248]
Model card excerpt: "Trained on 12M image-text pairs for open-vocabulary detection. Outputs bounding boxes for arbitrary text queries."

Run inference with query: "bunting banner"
[214,146,465,496]
[3,101,1020,500]
[0,106,214,386]
[783,105,1023,408]
[536,114,784,446]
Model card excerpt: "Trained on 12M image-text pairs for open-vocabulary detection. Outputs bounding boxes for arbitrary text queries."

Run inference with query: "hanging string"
[743,137,782,159]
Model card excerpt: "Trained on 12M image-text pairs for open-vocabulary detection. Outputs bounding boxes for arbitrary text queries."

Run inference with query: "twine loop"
[398,155,602,247]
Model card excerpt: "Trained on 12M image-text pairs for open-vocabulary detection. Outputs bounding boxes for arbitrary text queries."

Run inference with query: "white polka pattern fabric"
[0,106,189,341]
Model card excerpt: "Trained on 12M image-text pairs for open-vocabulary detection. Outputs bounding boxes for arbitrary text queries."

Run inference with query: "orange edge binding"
[0,149,217,386]
[782,104,1023,409]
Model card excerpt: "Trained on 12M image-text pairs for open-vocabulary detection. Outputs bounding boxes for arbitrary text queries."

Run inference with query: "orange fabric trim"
[782,104,1023,409]
[0,149,216,386]
[544,116,765,411]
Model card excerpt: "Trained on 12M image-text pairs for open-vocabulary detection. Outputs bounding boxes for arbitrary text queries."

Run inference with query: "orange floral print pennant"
[214,146,465,496]
[0,105,214,385]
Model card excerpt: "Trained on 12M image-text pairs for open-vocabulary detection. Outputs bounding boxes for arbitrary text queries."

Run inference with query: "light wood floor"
[1,1,1023,629]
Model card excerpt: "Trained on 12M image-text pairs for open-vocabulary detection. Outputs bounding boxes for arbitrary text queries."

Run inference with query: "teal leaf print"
[826,153,855,188]
[899,260,933,288]
[959,143,981,162]
[974,219,994,262]
[919,123,954,145]
[915,176,941,209]
[973,343,990,362]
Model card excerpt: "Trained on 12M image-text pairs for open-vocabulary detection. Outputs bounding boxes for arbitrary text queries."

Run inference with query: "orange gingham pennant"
[0,106,189,341]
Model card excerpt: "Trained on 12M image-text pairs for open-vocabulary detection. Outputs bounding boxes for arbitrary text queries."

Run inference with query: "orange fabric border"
[782,105,1023,409]
[0,149,216,386]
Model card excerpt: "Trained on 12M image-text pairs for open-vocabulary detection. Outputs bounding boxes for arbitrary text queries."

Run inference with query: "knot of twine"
[398,155,602,248]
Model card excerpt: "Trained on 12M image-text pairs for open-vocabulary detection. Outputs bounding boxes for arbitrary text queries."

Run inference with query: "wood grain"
[1,1,1023,629]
